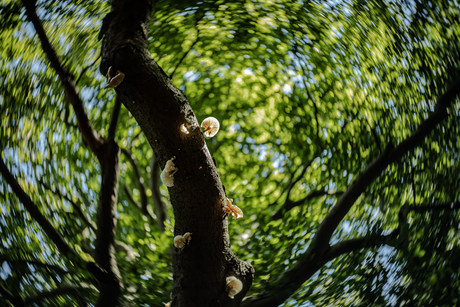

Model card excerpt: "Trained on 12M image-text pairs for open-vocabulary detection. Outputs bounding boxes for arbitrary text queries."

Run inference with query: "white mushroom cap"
[201,117,220,137]
[104,70,125,89]
[180,124,189,134]
[224,198,244,219]
[174,235,186,249]
[230,204,243,219]
[226,276,243,299]
[183,232,192,243]
[174,232,192,249]
[161,157,178,187]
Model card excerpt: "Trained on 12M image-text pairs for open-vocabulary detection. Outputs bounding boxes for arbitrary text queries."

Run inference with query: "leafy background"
[1,0,459,306]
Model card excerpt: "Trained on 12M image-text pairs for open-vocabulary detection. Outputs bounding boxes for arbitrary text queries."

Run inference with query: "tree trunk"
[94,140,122,306]
[100,1,254,306]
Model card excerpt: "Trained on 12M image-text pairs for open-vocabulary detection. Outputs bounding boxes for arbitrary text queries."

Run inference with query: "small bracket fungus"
[104,66,125,89]
[201,117,220,137]
[226,276,243,299]
[224,198,243,219]
[161,157,178,187]
[180,124,190,134]
[174,232,192,249]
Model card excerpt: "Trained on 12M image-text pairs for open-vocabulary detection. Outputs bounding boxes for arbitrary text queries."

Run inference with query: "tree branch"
[169,13,203,79]
[267,160,310,209]
[301,71,325,150]
[123,185,155,222]
[286,162,311,200]
[388,77,460,164]
[0,283,25,307]
[273,190,344,220]
[242,77,460,307]
[169,39,199,80]
[150,153,168,232]
[324,201,460,262]
[76,54,101,85]
[408,202,460,212]
[24,284,87,306]
[123,185,140,209]
[101,0,254,305]
[22,0,103,156]
[242,202,460,307]
[0,255,69,276]
[371,125,383,153]
[93,140,122,307]
[271,156,343,220]
[310,76,460,255]
[107,95,122,141]
[0,158,82,263]
[38,180,96,234]
[120,147,148,214]
[308,142,395,255]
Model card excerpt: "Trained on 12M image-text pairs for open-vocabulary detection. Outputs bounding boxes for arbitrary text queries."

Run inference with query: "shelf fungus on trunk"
[226,276,243,299]
[180,124,190,134]
[104,66,125,89]
[201,117,220,137]
[174,232,192,249]
[161,157,178,187]
[224,198,243,219]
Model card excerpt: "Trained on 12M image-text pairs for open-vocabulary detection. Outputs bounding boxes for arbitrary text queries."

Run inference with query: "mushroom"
[174,232,192,249]
[224,198,243,219]
[226,276,243,299]
[201,117,220,137]
[161,157,178,187]
[104,66,125,89]
[180,124,190,134]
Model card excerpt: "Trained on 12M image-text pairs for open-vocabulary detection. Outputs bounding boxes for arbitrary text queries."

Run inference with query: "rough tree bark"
[100,1,254,306]
[93,139,122,306]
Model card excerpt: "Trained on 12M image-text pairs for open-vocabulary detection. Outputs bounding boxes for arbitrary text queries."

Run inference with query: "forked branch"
[324,201,460,262]
[121,147,148,214]
[22,0,103,156]
[24,284,88,307]
[0,255,69,276]
[0,158,82,263]
[241,77,460,307]
[39,180,96,233]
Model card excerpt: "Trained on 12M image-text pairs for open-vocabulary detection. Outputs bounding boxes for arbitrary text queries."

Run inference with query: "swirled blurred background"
[1,0,459,306]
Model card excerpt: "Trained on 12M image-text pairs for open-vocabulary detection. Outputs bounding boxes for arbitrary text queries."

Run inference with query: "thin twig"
[123,185,155,221]
[22,0,103,156]
[169,13,204,79]
[0,283,25,307]
[38,180,96,233]
[120,147,148,213]
[324,201,460,262]
[0,255,69,276]
[24,284,88,305]
[285,158,315,202]
[107,95,122,141]
[76,54,101,85]
[0,158,82,263]
[241,76,460,307]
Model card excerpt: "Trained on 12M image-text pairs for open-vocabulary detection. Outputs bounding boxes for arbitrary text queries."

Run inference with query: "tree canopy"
[1,0,460,306]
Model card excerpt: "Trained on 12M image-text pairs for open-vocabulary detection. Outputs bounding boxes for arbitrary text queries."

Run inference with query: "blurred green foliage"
[1,0,459,306]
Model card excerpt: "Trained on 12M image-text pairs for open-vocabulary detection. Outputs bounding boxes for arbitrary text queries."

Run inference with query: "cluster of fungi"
[103,74,244,303]
[164,117,244,303]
